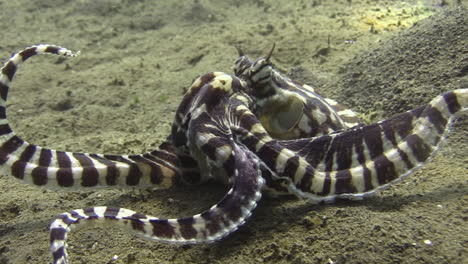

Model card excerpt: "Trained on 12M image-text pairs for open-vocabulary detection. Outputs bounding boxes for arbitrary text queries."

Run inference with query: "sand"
[0,0,466,263]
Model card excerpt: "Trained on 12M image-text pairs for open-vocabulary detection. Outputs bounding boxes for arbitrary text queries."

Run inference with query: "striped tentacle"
[0,45,180,189]
[50,143,264,264]
[281,89,467,201]
[232,89,467,202]
[50,72,264,264]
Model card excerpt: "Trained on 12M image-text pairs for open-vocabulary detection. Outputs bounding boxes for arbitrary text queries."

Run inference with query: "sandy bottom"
[0,1,466,263]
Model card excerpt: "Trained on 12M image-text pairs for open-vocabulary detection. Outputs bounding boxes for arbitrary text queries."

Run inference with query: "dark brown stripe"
[373,154,397,184]
[201,210,222,236]
[406,134,432,163]
[423,106,447,135]
[11,161,26,179]
[104,155,141,186]
[0,82,7,103]
[2,61,17,82]
[49,228,66,241]
[396,148,414,170]
[18,47,37,61]
[83,207,98,218]
[381,120,398,146]
[31,167,48,185]
[352,136,365,164]
[37,148,52,166]
[334,169,357,194]
[393,109,419,139]
[352,132,373,191]
[124,213,148,233]
[56,151,74,187]
[362,166,373,191]
[0,106,5,119]
[0,124,12,135]
[283,156,299,179]
[104,207,120,219]
[1,135,24,154]
[126,163,142,186]
[31,148,52,185]
[177,217,198,239]
[51,246,65,262]
[151,219,175,238]
[11,144,37,179]
[73,153,99,187]
[89,154,118,185]
[44,45,61,54]
[239,113,259,132]
[130,219,145,232]
[257,141,279,169]
[298,165,317,193]
[334,136,354,171]
[363,124,384,159]
[19,144,36,161]
[128,155,163,185]
[298,135,332,166]
[443,92,461,114]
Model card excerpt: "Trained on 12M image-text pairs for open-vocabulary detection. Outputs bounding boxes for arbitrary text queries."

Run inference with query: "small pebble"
[424,240,432,245]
